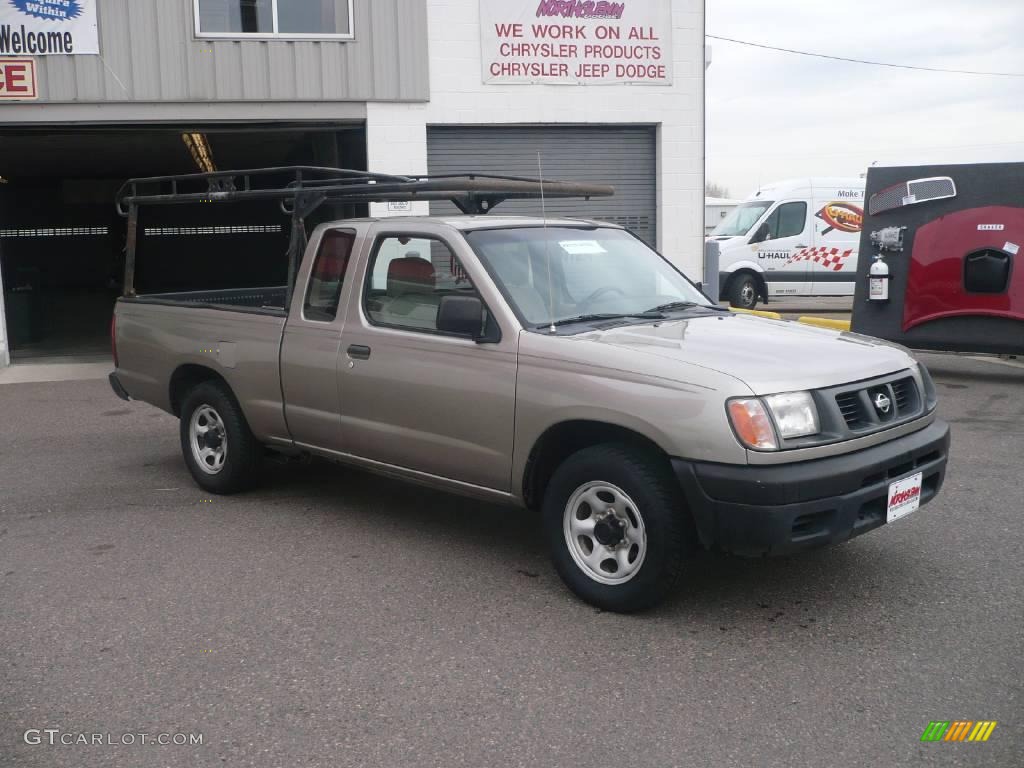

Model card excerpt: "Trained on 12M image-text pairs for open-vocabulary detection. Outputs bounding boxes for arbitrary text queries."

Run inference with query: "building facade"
[0,0,704,365]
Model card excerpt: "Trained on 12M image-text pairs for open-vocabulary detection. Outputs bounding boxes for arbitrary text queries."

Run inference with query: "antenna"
[538,152,557,334]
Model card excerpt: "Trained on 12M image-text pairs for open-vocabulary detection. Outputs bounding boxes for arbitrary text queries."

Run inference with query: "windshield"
[465,227,712,329]
[711,200,773,237]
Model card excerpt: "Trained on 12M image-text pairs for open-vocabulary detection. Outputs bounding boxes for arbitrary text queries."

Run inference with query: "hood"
[574,313,913,394]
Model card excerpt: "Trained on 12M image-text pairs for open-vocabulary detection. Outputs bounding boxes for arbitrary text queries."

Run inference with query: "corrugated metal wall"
[427,126,658,246]
[29,0,428,103]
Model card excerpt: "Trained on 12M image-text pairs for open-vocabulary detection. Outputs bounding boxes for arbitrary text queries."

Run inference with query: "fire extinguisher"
[869,255,890,301]
[867,226,905,303]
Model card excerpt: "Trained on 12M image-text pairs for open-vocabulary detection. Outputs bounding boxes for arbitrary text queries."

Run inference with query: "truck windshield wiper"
[545,312,666,328]
[645,301,727,313]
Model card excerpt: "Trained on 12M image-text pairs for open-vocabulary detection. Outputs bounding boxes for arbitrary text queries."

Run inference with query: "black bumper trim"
[109,372,131,402]
[672,419,950,557]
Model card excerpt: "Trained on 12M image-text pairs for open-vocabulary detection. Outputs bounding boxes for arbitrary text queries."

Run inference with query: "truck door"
[279,227,357,452]
[810,196,864,297]
[335,224,518,492]
[751,201,811,298]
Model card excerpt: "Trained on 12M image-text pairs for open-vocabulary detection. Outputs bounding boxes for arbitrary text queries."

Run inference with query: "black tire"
[179,381,262,494]
[728,272,760,310]
[542,443,694,613]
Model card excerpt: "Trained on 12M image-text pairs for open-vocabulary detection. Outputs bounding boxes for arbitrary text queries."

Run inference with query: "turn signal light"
[727,398,778,451]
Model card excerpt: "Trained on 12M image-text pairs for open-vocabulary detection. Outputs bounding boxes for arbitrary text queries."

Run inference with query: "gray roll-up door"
[427,125,657,246]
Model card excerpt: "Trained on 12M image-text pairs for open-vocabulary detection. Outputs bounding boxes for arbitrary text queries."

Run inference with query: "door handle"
[347,344,371,360]
[795,244,809,248]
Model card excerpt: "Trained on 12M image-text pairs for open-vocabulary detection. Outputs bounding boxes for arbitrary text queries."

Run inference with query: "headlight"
[727,398,779,451]
[764,391,820,439]
[916,362,938,410]
[727,391,820,451]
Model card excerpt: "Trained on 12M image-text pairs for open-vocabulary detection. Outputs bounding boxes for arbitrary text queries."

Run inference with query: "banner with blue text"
[0,0,99,56]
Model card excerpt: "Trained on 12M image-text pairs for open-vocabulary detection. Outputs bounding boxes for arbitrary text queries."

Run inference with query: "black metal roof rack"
[115,166,614,301]
[115,165,614,217]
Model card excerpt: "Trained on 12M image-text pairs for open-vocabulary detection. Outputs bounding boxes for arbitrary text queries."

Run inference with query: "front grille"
[891,377,917,414]
[836,392,864,429]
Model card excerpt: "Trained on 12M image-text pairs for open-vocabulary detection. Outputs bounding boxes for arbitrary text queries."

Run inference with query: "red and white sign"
[887,472,922,523]
[0,57,37,99]
[480,0,673,85]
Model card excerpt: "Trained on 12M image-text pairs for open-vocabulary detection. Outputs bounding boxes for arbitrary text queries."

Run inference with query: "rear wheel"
[728,273,760,310]
[179,381,262,494]
[542,443,693,612]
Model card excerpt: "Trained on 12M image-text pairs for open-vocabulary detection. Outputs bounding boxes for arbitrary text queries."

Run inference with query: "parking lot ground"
[1,352,1021,767]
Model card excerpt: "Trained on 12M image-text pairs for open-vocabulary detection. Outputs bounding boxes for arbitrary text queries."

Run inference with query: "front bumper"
[672,419,950,557]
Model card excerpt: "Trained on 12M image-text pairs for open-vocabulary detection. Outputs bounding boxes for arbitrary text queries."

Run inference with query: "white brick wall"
[365,0,705,274]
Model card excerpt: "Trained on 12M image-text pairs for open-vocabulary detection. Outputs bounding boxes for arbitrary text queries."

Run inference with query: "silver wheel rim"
[740,281,755,305]
[189,404,228,475]
[563,481,647,585]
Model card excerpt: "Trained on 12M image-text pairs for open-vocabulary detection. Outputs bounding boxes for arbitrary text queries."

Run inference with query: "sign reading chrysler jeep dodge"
[480,0,673,85]
[0,0,98,56]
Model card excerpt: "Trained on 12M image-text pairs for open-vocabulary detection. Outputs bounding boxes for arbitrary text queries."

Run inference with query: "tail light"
[111,313,119,368]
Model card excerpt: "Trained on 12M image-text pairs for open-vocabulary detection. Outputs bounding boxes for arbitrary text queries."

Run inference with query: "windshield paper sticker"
[559,240,607,255]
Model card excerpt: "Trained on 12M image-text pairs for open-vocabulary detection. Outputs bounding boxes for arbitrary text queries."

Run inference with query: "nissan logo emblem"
[874,392,892,415]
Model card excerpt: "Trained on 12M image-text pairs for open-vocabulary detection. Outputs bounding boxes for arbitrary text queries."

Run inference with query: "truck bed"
[130,286,288,316]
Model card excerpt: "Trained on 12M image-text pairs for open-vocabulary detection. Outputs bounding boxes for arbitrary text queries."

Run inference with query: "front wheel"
[542,444,693,612]
[179,381,262,494]
[728,273,760,310]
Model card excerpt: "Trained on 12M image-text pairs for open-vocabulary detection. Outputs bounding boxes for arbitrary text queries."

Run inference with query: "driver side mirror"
[437,295,501,343]
[749,222,771,244]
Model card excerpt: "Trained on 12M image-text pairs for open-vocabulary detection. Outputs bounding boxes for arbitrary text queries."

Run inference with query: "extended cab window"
[763,202,808,240]
[364,236,479,333]
[303,229,355,322]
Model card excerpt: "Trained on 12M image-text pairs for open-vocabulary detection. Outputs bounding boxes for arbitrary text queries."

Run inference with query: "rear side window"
[765,202,808,239]
[304,229,355,322]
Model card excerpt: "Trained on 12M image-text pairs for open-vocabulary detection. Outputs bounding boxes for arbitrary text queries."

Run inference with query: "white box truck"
[709,178,865,309]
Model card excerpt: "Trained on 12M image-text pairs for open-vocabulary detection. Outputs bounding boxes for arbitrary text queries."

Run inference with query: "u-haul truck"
[708,178,865,309]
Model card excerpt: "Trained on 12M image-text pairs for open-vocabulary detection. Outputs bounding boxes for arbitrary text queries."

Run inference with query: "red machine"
[852,162,1024,355]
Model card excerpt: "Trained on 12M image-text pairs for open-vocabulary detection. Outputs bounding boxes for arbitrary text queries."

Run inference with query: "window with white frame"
[195,0,353,39]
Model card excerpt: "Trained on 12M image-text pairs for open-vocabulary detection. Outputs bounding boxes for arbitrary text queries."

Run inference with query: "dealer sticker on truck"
[887,472,923,523]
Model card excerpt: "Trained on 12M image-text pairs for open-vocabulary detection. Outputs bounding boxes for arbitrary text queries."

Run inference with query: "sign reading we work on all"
[0,0,99,55]
[480,0,673,85]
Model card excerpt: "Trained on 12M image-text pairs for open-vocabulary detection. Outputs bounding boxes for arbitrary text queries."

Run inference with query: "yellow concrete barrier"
[797,316,852,332]
[728,307,783,320]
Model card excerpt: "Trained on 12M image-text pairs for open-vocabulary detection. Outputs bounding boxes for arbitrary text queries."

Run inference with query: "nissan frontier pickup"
[109,168,950,612]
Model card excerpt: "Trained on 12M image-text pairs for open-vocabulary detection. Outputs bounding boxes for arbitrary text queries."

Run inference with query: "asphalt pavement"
[1,352,1021,767]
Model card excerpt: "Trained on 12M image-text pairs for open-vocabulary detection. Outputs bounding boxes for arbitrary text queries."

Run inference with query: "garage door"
[427,125,657,246]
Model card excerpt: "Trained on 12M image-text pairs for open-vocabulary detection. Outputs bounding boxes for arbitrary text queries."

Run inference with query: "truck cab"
[710,178,865,309]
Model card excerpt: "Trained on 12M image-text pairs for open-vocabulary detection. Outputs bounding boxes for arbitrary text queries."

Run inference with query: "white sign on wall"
[480,0,673,86]
[0,0,99,56]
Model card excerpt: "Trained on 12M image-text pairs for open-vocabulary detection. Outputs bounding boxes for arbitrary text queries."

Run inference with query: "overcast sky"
[705,0,1024,199]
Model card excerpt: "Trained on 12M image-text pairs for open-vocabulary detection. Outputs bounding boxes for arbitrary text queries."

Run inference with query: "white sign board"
[480,0,673,85]
[0,0,99,56]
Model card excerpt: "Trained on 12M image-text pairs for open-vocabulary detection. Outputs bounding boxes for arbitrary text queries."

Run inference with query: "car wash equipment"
[852,162,1024,355]
[866,226,905,302]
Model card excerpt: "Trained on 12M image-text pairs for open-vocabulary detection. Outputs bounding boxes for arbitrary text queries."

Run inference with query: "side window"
[303,229,355,322]
[764,202,807,240]
[364,235,478,333]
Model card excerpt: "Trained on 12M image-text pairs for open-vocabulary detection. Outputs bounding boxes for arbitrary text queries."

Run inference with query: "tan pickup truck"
[110,168,950,612]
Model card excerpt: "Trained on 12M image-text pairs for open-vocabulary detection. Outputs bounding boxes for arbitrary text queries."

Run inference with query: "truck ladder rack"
[115,166,614,302]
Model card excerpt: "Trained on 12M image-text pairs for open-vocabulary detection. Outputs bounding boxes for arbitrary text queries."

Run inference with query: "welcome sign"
[480,0,673,85]
[0,0,99,55]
